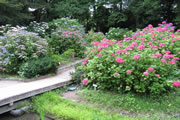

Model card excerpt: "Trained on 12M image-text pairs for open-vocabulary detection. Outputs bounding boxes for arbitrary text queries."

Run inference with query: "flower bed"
[80,22,180,95]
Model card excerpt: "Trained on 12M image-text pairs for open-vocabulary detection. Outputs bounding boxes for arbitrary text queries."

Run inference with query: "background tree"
[0,0,179,31]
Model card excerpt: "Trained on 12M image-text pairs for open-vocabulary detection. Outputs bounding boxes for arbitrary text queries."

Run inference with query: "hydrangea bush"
[0,28,48,73]
[49,29,85,57]
[0,25,26,36]
[27,21,49,38]
[80,22,180,95]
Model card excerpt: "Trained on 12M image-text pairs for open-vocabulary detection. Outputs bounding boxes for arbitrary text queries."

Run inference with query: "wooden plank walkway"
[0,67,75,114]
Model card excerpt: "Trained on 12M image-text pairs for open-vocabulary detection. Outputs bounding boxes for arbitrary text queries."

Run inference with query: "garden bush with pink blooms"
[0,28,48,73]
[48,18,86,57]
[80,22,180,95]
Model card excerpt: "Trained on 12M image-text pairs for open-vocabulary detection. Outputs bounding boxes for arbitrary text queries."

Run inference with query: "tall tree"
[0,0,33,25]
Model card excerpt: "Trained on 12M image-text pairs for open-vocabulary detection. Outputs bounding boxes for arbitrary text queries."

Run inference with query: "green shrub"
[85,30,105,45]
[0,28,48,73]
[50,55,62,64]
[60,49,75,58]
[71,62,84,84]
[106,28,133,41]
[18,57,58,78]
[50,49,75,65]
[80,23,179,96]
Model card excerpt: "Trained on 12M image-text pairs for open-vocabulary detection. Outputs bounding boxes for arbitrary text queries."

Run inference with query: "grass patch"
[78,89,180,119]
[32,92,146,120]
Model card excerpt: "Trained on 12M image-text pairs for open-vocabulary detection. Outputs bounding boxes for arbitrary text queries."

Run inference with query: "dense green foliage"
[18,57,57,78]
[85,30,105,45]
[0,0,180,32]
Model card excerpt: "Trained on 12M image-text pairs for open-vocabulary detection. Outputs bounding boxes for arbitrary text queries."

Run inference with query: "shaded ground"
[0,112,52,120]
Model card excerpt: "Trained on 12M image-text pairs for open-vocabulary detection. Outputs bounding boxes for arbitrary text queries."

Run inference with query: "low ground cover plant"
[79,89,180,118]
[33,92,144,120]
[80,22,180,96]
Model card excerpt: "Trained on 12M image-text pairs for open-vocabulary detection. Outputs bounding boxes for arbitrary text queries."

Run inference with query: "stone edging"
[0,59,84,82]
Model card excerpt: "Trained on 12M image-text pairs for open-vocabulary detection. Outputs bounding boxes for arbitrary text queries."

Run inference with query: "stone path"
[0,67,75,107]
[0,81,22,88]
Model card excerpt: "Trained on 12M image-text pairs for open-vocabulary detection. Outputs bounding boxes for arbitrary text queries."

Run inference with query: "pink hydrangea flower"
[161,59,166,63]
[148,67,154,72]
[114,72,119,75]
[116,57,124,63]
[150,46,158,49]
[141,38,146,41]
[155,74,160,77]
[93,41,99,46]
[165,51,171,54]
[97,53,102,57]
[126,70,132,74]
[152,53,162,57]
[133,54,140,60]
[91,48,95,52]
[172,39,175,42]
[174,57,179,60]
[132,42,138,46]
[173,81,180,87]
[82,79,88,85]
[111,53,115,57]
[82,58,88,65]
[163,54,174,59]
[159,43,165,47]
[162,21,166,24]
[138,45,145,50]
[148,42,153,45]
[118,43,124,46]
[144,72,149,76]
[116,50,121,54]
[126,52,130,55]
[169,60,175,64]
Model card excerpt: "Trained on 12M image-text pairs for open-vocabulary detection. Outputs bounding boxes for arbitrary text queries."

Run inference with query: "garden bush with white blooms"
[80,22,180,95]
[0,27,48,73]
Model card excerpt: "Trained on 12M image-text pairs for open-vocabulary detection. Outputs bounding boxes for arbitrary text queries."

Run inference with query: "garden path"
[0,81,22,88]
[0,67,75,114]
